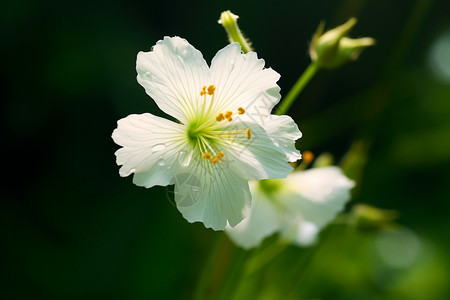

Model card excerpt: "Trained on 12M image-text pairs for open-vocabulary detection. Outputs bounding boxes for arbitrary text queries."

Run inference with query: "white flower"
[225,166,355,249]
[112,36,301,230]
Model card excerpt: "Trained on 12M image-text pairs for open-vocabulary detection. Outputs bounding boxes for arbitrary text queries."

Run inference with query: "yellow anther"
[210,152,224,164]
[216,113,225,122]
[224,111,233,118]
[227,117,233,122]
[246,128,251,139]
[202,153,211,159]
[238,107,245,115]
[207,85,216,95]
[200,86,207,96]
[302,151,315,163]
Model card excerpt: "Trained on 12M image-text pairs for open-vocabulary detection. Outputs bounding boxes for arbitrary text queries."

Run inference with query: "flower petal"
[225,181,281,249]
[280,220,320,247]
[220,115,300,180]
[174,158,251,231]
[136,36,210,123]
[112,113,188,188]
[210,43,281,118]
[260,114,302,162]
[283,166,355,229]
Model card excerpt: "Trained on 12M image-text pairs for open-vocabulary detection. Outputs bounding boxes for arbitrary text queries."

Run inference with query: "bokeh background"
[2,0,450,299]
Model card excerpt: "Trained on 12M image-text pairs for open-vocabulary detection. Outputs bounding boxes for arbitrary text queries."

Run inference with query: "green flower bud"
[309,18,375,69]
[218,10,253,53]
[350,204,398,232]
[312,152,334,168]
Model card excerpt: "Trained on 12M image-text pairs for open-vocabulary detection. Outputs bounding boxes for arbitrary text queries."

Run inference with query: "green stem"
[191,233,235,300]
[227,27,252,54]
[244,241,289,275]
[283,224,337,299]
[216,249,250,300]
[225,241,289,300]
[219,11,253,53]
[276,61,319,115]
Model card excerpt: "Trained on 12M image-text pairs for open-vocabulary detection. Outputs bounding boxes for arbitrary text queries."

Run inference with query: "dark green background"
[2,0,450,299]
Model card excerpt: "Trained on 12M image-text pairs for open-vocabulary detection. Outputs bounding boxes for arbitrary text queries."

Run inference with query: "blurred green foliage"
[1,0,450,299]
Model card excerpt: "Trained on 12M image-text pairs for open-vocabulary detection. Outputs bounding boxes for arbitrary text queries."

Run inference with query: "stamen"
[195,85,251,165]
[302,151,314,163]
[207,85,216,95]
[200,86,207,96]
[224,111,233,119]
[211,152,224,164]
[216,113,225,122]
[198,135,216,156]
[295,150,314,171]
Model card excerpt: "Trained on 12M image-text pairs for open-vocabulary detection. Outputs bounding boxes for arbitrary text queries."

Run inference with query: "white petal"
[210,43,281,118]
[225,181,281,249]
[174,158,251,230]
[260,114,302,162]
[136,36,210,123]
[280,220,320,247]
[112,113,188,188]
[283,166,355,229]
[221,115,300,180]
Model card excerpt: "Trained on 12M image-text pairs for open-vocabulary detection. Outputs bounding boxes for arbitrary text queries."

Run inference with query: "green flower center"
[185,85,251,164]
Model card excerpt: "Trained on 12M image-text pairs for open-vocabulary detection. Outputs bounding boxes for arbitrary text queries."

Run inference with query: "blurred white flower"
[225,166,355,249]
[112,36,301,230]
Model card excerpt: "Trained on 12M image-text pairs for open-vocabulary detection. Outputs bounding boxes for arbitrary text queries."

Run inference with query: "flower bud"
[309,18,375,69]
[350,204,398,232]
[218,10,253,53]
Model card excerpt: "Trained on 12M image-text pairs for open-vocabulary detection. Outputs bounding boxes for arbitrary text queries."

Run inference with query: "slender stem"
[224,240,289,300]
[276,61,319,115]
[227,26,252,54]
[191,233,235,300]
[216,249,250,300]
[244,241,289,275]
[283,224,337,299]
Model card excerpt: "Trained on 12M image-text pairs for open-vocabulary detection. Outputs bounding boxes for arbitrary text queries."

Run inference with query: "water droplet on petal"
[158,158,165,166]
[145,71,152,79]
[177,150,192,166]
[152,143,167,152]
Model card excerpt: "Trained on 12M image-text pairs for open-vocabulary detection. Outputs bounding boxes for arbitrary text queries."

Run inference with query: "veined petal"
[112,113,188,188]
[137,36,210,123]
[261,114,302,162]
[221,115,300,180]
[174,158,251,231]
[225,181,281,249]
[283,166,355,229]
[210,43,281,118]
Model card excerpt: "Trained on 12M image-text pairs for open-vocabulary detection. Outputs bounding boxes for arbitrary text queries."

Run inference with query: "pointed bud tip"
[218,10,253,53]
[218,10,239,25]
[310,18,375,68]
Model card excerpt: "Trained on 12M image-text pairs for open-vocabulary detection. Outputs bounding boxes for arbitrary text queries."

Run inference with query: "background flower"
[226,166,355,249]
